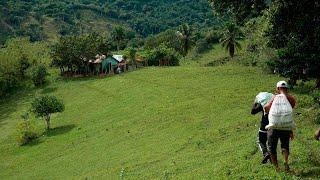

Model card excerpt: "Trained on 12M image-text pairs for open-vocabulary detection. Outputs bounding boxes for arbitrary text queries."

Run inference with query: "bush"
[18,55,31,78]
[31,95,64,130]
[311,91,320,106]
[0,67,19,97]
[314,114,320,125]
[31,64,48,86]
[146,45,180,66]
[16,113,38,145]
[194,39,211,54]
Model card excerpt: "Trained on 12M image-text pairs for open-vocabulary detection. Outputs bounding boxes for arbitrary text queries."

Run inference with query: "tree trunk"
[316,78,320,89]
[45,115,51,130]
[117,41,120,51]
[230,44,235,58]
[184,39,188,56]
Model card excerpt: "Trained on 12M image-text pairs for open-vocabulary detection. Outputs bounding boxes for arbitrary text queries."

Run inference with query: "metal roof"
[112,55,124,62]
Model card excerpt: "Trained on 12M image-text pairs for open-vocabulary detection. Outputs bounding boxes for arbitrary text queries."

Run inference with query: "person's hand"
[290,133,294,140]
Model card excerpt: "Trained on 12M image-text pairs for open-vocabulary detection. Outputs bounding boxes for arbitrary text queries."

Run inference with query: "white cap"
[277,81,288,88]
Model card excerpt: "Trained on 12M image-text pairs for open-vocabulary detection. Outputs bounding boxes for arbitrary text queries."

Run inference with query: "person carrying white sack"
[251,92,273,164]
[264,81,296,172]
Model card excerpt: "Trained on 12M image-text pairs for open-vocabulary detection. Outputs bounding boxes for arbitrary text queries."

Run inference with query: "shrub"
[146,45,180,66]
[0,68,19,97]
[314,114,320,125]
[31,95,64,130]
[16,113,38,145]
[194,39,211,54]
[31,64,48,86]
[312,91,320,106]
[18,55,31,78]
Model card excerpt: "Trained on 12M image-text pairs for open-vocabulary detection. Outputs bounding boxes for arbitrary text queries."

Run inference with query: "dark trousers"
[267,129,292,155]
[257,131,268,156]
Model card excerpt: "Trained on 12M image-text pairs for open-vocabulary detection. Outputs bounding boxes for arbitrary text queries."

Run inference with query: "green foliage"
[17,55,31,78]
[0,64,19,97]
[191,30,221,57]
[145,29,182,54]
[51,33,109,75]
[31,95,64,130]
[220,23,242,58]
[176,24,195,56]
[0,0,217,43]
[311,91,320,106]
[265,0,320,88]
[238,14,276,68]
[30,64,48,87]
[16,113,38,145]
[145,45,180,66]
[208,0,268,24]
[111,26,126,51]
[0,38,50,96]
[127,47,137,65]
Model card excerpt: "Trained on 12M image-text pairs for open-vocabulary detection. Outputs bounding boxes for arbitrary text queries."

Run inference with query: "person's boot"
[284,163,290,172]
[261,153,270,164]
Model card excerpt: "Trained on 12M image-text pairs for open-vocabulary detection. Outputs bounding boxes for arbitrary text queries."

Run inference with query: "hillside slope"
[0,0,217,44]
[0,47,319,178]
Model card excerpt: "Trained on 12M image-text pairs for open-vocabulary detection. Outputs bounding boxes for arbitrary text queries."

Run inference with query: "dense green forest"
[0,0,217,44]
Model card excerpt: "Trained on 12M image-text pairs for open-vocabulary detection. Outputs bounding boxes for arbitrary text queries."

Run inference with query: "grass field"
[0,47,319,179]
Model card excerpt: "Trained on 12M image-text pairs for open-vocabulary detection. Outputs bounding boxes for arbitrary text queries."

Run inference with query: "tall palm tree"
[176,24,193,56]
[220,23,242,58]
[111,26,126,51]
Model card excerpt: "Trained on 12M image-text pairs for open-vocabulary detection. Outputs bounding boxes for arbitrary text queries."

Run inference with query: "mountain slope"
[0,0,217,44]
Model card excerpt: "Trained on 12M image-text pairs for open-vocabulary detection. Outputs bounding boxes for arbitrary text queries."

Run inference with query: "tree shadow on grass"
[44,124,76,137]
[22,138,44,147]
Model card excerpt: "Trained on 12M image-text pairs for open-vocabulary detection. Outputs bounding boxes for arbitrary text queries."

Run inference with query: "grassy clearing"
[0,48,319,179]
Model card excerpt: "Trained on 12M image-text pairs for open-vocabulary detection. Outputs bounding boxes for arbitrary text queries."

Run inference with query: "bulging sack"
[255,92,273,107]
[267,94,295,130]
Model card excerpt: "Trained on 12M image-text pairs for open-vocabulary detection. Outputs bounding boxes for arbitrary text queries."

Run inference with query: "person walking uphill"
[264,81,296,172]
[251,92,273,164]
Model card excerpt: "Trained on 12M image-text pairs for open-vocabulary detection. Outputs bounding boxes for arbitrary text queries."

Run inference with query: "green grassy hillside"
[0,48,319,179]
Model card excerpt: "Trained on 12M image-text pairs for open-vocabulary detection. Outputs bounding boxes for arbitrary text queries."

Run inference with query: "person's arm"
[290,131,294,140]
[287,95,296,108]
[264,96,275,114]
[251,103,263,115]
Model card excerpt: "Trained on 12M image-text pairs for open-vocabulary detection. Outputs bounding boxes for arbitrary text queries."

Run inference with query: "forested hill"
[0,0,217,44]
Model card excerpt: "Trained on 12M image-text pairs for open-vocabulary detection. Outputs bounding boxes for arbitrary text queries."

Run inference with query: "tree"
[208,0,268,24]
[128,47,137,67]
[266,0,320,88]
[17,54,30,78]
[31,95,64,130]
[31,64,48,87]
[111,26,126,51]
[220,23,242,58]
[176,24,194,56]
[51,33,109,75]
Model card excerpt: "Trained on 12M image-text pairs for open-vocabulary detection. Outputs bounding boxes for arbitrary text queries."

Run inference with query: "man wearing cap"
[264,81,296,171]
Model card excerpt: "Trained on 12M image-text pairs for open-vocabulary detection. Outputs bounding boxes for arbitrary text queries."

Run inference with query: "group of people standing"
[251,80,296,172]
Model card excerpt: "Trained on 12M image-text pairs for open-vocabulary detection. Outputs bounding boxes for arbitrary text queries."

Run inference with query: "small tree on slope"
[31,95,64,130]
